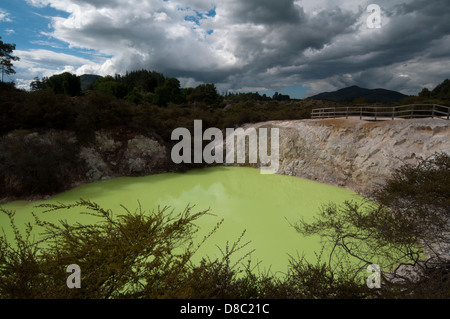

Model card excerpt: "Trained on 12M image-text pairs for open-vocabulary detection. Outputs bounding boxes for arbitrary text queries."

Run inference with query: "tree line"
[29,70,292,107]
[29,70,225,107]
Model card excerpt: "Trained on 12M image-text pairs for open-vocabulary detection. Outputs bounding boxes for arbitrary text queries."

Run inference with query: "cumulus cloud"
[14,0,450,96]
[0,8,12,22]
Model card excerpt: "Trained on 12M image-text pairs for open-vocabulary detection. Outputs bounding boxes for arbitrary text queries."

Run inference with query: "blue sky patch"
[0,1,103,61]
[184,6,216,26]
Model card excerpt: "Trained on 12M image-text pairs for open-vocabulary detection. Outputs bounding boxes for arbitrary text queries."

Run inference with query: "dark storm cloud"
[227,0,304,25]
[184,2,360,88]
[277,0,450,95]
[70,0,120,8]
[18,0,450,96]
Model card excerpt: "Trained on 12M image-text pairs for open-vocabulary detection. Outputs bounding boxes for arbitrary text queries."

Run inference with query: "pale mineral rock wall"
[79,131,168,181]
[236,118,450,194]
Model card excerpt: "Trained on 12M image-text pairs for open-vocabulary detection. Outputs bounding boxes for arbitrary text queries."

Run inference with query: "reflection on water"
[0,166,362,274]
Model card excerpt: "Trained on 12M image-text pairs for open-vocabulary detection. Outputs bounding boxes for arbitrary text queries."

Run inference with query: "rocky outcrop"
[78,131,168,182]
[237,118,450,194]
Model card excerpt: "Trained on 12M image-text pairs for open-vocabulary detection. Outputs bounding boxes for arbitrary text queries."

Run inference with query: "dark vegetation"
[2,70,317,142]
[0,153,449,299]
[0,131,82,196]
[396,80,450,107]
[418,79,450,101]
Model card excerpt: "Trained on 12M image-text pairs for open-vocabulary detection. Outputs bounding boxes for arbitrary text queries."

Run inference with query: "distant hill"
[80,74,102,91]
[308,85,409,103]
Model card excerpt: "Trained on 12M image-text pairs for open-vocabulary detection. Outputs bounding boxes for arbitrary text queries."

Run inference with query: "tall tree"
[153,77,184,106]
[122,70,165,93]
[418,87,431,98]
[45,72,81,96]
[93,75,128,99]
[186,83,223,106]
[30,77,46,91]
[0,37,20,82]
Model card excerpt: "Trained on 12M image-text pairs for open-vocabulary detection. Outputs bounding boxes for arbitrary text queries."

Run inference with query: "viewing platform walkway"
[311,104,450,121]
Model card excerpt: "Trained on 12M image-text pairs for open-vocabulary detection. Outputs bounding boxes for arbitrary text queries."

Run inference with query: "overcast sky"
[1,0,449,97]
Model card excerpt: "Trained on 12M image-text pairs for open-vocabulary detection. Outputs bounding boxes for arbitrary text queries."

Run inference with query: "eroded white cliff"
[239,118,450,194]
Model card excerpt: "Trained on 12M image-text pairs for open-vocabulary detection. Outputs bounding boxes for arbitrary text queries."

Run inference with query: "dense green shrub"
[0,131,82,196]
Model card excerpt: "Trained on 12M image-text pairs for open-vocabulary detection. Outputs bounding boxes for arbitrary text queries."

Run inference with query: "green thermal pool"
[0,166,364,275]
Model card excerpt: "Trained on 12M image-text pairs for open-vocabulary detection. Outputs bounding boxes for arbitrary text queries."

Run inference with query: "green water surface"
[0,166,363,275]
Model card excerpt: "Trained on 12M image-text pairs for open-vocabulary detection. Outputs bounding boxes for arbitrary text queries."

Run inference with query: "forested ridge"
[1,70,318,140]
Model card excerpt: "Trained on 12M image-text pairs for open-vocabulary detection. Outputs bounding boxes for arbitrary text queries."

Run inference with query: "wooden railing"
[311,104,450,121]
